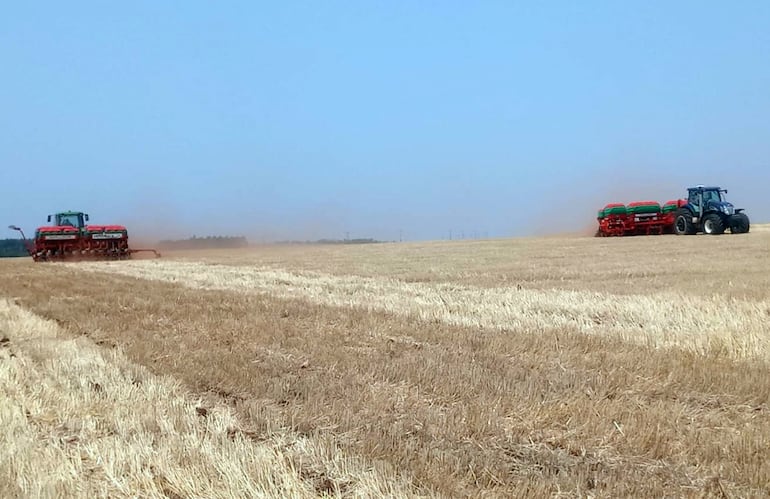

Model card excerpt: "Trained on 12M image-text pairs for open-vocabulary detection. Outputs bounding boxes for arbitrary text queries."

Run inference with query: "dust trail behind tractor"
[10,210,161,261]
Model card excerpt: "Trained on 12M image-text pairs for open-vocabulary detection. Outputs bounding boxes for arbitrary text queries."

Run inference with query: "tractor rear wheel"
[673,209,696,235]
[703,213,725,235]
[730,212,750,234]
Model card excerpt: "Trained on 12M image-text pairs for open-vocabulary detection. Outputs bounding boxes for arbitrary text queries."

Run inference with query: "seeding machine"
[9,210,161,261]
[596,185,750,237]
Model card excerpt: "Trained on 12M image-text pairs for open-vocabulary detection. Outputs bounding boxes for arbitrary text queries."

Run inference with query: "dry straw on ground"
[0,298,416,498]
[76,258,770,361]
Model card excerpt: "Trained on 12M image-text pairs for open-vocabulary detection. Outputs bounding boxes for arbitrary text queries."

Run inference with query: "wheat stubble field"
[2,231,770,498]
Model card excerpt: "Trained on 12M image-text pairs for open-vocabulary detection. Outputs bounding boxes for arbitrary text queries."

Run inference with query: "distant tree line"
[157,235,249,250]
[274,238,384,245]
[0,239,30,258]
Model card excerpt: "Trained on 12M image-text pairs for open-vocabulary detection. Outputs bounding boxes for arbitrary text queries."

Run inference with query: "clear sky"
[2,1,769,242]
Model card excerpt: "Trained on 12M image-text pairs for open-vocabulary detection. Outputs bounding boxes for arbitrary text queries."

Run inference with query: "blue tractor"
[673,186,750,235]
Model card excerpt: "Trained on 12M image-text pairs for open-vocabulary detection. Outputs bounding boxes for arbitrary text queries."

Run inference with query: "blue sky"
[2,1,769,241]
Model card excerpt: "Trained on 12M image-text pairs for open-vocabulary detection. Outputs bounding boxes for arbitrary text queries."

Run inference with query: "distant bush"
[275,238,384,245]
[0,239,30,258]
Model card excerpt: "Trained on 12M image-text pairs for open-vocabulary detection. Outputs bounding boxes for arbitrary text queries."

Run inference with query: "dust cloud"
[111,196,355,248]
[106,167,755,246]
[523,170,688,238]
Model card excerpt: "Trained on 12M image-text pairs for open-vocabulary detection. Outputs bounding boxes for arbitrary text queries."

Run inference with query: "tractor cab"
[685,186,734,217]
[48,211,90,229]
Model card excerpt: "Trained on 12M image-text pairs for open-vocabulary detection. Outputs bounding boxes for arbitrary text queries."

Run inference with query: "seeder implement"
[9,211,161,261]
[596,200,684,237]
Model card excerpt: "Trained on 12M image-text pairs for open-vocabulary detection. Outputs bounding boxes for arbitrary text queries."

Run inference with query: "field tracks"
[75,260,770,361]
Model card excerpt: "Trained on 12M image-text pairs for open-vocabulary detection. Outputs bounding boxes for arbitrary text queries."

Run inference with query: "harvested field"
[73,258,770,360]
[2,232,770,497]
[0,299,413,498]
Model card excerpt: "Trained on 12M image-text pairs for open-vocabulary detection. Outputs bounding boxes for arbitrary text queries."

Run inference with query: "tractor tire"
[702,213,725,235]
[730,212,750,234]
[673,209,696,235]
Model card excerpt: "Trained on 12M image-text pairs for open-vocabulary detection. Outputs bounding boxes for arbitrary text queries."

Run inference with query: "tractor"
[9,210,160,261]
[595,185,751,237]
[673,186,750,235]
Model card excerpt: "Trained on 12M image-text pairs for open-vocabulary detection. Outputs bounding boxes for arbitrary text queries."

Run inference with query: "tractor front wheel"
[730,212,750,234]
[703,213,725,235]
[673,209,696,235]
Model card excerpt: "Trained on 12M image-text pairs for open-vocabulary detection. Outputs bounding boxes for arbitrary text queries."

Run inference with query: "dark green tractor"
[673,186,750,235]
